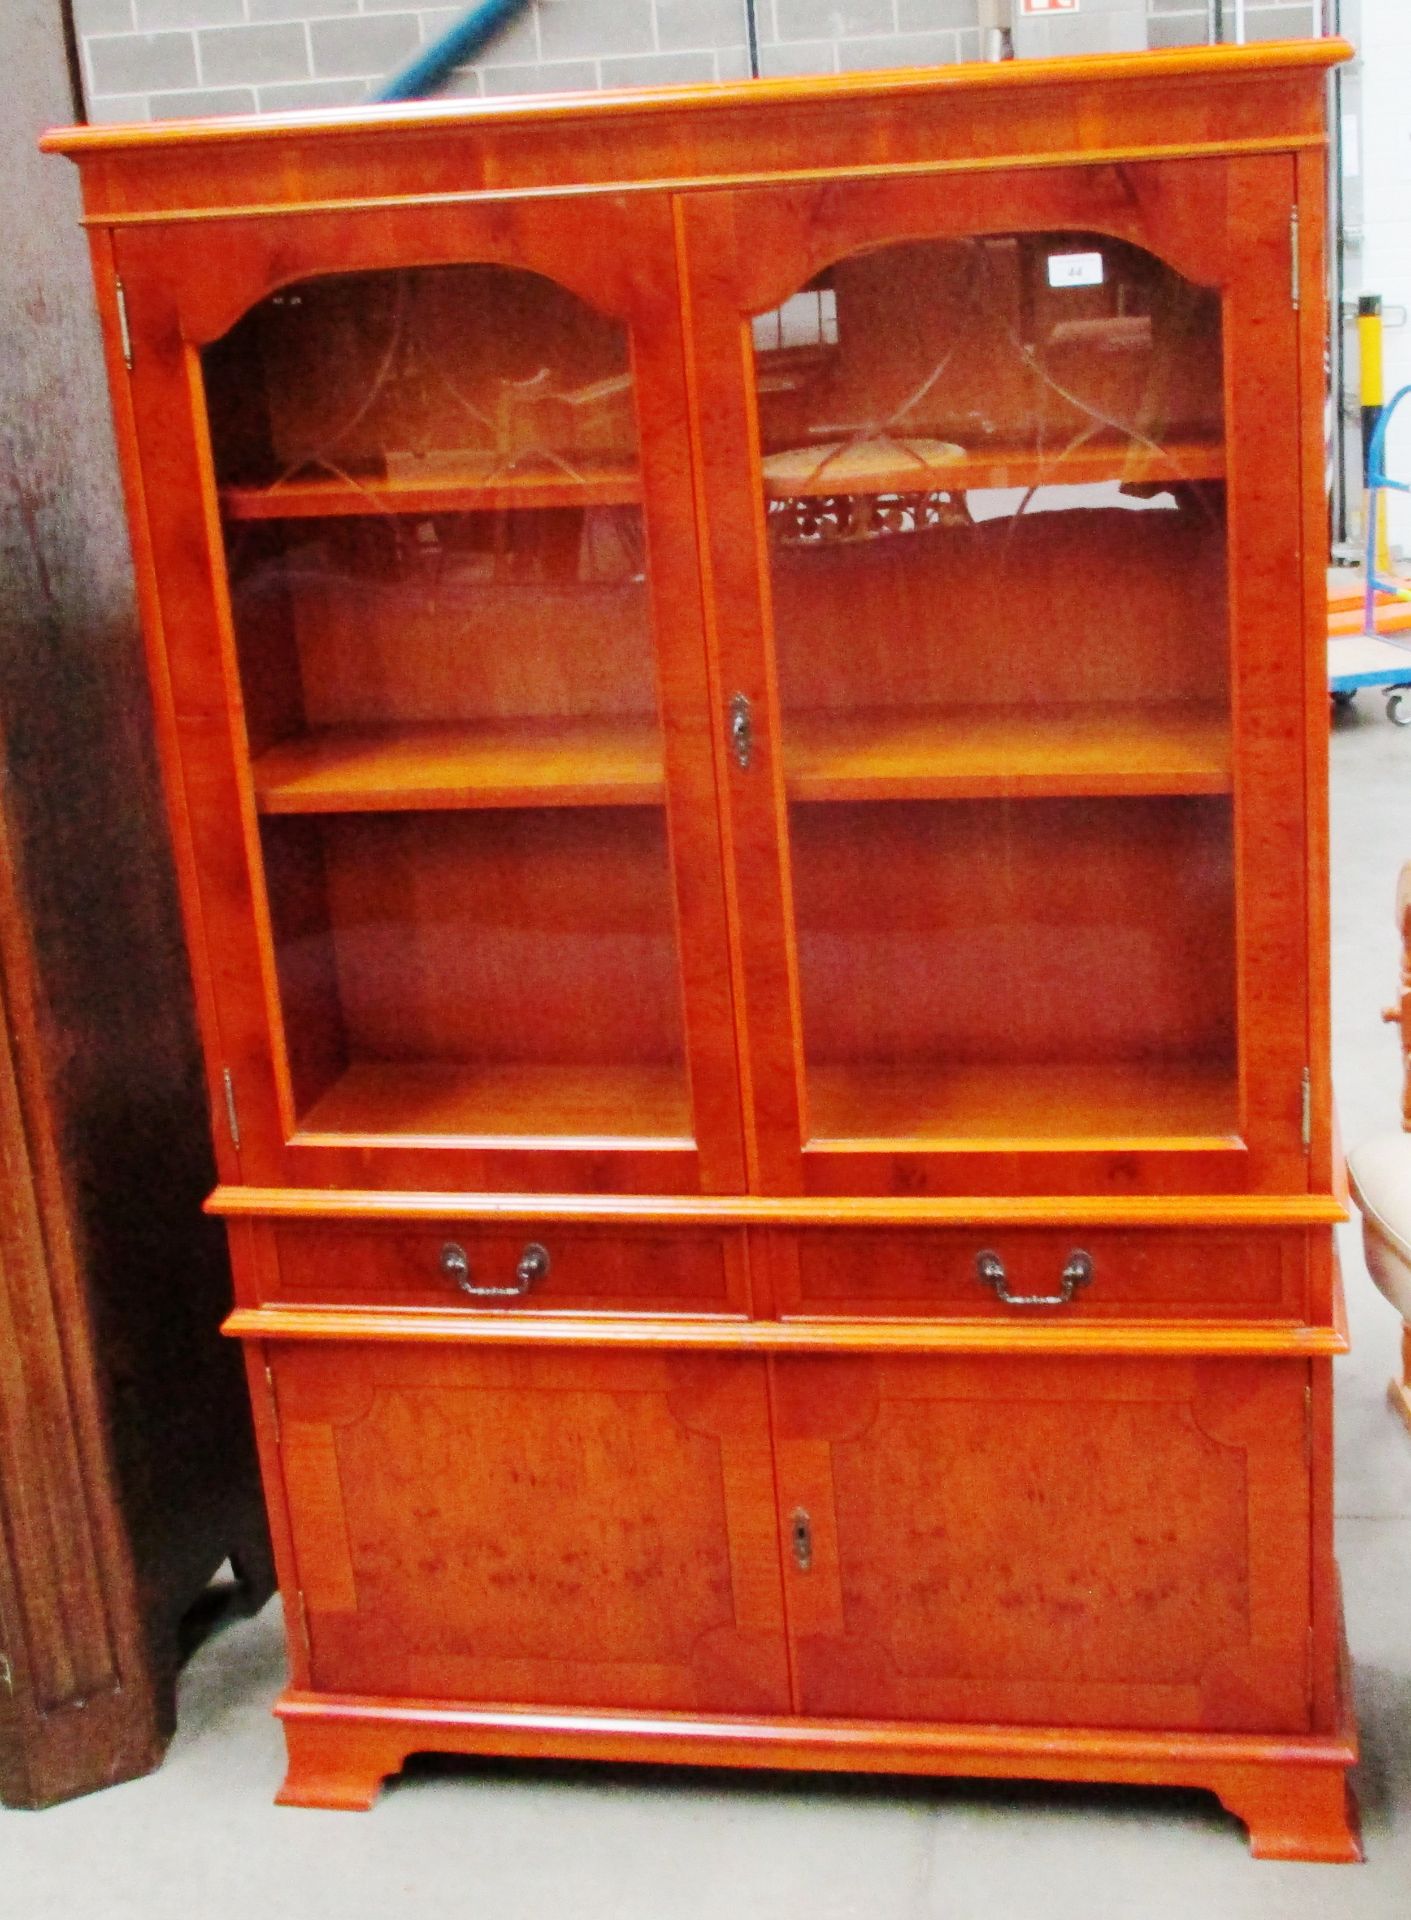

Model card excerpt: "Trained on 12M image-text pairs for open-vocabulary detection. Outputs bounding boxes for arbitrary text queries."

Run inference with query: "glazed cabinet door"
[770,1353,1312,1734]
[112,197,742,1195]
[267,1343,790,1713]
[679,157,1311,1198]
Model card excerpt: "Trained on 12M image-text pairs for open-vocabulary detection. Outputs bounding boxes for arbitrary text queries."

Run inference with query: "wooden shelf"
[221,457,641,520]
[251,706,1230,814]
[252,719,664,813]
[786,703,1231,802]
[806,1061,1239,1148]
[761,435,1224,499]
[296,1061,692,1145]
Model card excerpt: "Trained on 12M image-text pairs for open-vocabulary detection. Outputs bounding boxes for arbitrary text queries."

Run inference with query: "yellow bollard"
[1360,293,1393,579]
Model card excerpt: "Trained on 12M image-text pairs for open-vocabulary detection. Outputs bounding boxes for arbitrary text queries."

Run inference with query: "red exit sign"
[1021,0,1079,12]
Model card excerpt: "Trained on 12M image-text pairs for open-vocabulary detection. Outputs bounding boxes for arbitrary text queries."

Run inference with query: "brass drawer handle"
[975,1248,1093,1308]
[440,1241,550,1298]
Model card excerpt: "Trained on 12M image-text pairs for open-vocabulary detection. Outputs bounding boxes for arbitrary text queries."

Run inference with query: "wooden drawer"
[772,1228,1305,1321]
[264,1223,750,1317]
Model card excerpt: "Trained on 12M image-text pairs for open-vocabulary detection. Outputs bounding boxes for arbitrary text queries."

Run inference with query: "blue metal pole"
[374,0,531,103]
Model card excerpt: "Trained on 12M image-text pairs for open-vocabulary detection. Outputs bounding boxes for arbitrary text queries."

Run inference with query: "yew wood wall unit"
[47,38,1359,1861]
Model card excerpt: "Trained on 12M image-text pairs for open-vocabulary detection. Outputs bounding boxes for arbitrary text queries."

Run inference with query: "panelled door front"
[770,1354,1312,1734]
[271,1343,791,1713]
[678,156,1311,1200]
[115,195,742,1197]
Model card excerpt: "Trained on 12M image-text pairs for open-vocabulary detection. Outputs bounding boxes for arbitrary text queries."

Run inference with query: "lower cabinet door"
[771,1354,1312,1734]
[270,1343,791,1713]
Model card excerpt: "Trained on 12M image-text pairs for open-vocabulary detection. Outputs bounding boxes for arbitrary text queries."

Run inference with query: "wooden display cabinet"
[48,38,1359,1860]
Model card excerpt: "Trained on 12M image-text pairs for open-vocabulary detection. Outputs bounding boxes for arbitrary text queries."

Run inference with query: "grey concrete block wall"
[1147,0,1322,49]
[72,0,1326,123]
[74,1,760,119]
[70,1,996,120]
[1015,0,1145,59]
[754,1,983,79]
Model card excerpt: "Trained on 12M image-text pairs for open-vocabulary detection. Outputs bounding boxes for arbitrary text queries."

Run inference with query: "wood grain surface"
[50,40,1356,1858]
[0,3,270,1806]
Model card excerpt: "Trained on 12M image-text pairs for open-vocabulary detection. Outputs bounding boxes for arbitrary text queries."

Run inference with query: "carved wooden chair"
[1348,862,1411,1434]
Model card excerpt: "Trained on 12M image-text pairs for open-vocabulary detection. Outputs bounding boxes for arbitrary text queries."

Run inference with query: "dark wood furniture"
[0,1,271,1808]
[48,38,1358,1858]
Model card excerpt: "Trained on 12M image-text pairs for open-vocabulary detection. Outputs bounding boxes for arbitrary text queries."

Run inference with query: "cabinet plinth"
[50,37,1356,1862]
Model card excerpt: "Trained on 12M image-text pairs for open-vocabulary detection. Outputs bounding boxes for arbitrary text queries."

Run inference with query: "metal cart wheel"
[1332,689,1358,711]
[1387,689,1411,726]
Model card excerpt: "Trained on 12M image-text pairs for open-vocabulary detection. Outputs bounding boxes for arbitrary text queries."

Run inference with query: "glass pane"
[203,266,689,1144]
[753,232,1235,1145]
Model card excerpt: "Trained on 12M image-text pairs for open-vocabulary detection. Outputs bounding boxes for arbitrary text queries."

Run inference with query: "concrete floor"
[7,702,1411,1917]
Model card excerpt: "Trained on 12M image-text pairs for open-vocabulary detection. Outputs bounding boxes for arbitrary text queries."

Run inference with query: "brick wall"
[75,1,748,121]
[73,0,1323,123]
[1147,0,1322,49]
[74,2,988,122]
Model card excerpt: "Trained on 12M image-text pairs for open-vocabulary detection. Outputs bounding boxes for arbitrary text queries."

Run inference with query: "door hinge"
[1291,207,1301,311]
[1300,1067,1312,1151]
[728,692,753,771]
[115,277,133,371]
[790,1507,813,1572]
[264,1361,281,1446]
[1307,1621,1316,1709]
[221,1067,241,1150]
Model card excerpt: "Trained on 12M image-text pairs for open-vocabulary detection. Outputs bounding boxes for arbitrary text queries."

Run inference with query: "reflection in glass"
[754,232,1236,1146]
[203,266,689,1144]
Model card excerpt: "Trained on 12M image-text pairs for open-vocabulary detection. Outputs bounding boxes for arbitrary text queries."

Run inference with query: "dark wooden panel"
[0,3,270,1807]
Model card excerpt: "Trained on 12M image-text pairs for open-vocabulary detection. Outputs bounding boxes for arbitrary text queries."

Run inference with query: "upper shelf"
[253,718,664,813]
[786,703,1232,803]
[250,703,1229,816]
[760,434,1225,499]
[221,456,642,520]
[219,437,1222,522]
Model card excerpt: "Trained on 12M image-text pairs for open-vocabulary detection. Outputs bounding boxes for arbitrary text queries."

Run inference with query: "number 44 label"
[1022,0,1079,13]
[1047,251,1104,289]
